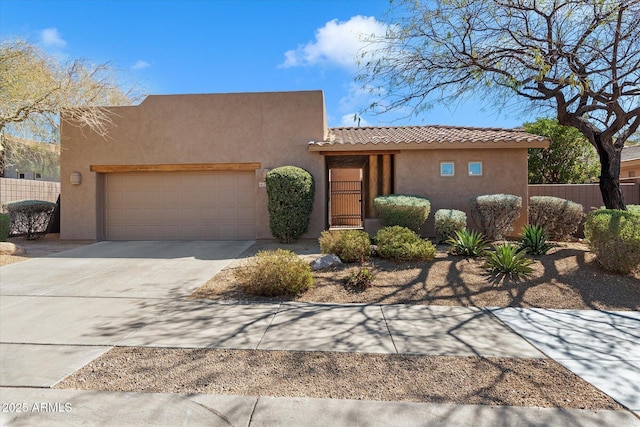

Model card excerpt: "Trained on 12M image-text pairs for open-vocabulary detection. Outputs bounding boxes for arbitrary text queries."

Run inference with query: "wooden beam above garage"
[90,163,262,173]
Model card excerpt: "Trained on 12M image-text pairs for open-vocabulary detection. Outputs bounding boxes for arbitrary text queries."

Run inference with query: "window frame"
[468,161,483,177]
[440,161,455,177]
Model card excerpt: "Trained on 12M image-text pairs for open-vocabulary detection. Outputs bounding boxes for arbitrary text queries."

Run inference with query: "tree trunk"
[596,135,626,210]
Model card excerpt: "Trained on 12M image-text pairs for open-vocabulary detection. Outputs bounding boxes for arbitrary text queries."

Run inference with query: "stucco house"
[60,90,549,241]
[621,145,640,178]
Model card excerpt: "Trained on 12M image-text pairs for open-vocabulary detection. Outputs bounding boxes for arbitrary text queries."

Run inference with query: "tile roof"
[310,125,549,148]
[622,145,640,162]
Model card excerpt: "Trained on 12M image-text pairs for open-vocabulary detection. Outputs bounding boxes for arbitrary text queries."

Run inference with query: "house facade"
[621,145,640,178]
[60,90,549,241]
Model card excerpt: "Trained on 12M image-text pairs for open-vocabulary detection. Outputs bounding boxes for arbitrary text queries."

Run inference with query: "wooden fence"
[529,178,640,213]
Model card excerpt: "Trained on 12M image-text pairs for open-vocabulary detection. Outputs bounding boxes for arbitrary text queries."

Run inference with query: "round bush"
[434,209,467,243]
[2,199,56,240]
[584,208,640,274]
[235,249,313,296]
[373,194,431,232]
[319,229,371,263]
[469,194,522,240]
[375,226,436,261]
[529,196,584,240]
[266,166,315,243]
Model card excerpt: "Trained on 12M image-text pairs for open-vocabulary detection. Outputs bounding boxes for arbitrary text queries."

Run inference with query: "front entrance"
[325,154,395,230]
[329,169,363,228]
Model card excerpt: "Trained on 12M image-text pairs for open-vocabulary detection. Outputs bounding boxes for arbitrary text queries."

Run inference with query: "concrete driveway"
[0,240,254,298]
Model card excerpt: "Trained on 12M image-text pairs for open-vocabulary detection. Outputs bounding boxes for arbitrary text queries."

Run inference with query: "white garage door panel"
[105,171,256,240]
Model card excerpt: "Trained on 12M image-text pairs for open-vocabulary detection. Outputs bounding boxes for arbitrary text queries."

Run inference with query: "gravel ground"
[191,240,640,310]
[56,347,624,410]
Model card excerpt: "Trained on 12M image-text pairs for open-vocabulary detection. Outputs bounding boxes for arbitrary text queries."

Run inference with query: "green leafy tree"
[0,39,140,173]
[358,0,640,209]
[525,118,599,184]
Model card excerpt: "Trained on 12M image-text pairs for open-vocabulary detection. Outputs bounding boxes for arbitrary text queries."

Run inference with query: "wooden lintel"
[318,150,400,156]
[90,163,262,173]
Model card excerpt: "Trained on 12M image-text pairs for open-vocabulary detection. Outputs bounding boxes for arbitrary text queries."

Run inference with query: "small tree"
[525,118,599,184]
[266,166,315,243]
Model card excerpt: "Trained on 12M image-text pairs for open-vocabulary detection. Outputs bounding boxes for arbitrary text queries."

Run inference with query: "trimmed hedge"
[529,196,583,240]
[375,226,436,261]
[373,194,431,232]
[319,229,371,263]
[2,200,56,240]
[0,213,9,242]
[584,208,640,274]
[266,166,315,243]
[434,209,467,243]
[469,194,521,240]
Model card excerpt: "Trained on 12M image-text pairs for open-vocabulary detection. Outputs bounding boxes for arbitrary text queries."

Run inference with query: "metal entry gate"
[329,180,363,228]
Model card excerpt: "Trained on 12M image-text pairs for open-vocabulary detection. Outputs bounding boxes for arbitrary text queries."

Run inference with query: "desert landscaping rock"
[310,254,342,271]
[0,242,25,255]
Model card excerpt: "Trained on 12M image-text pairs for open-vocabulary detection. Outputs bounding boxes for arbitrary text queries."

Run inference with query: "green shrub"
[484,243,534,279]
[519,225,554,255]
[469,194,522,240]
[235,249,313,296]
[266,166,315,243]
[319,229,371,263]
[447,229,490,257]
[344,267,375,291]
[373,194,431,232]
[528,196,584,240]
[2,200,56,240]
[0,213,10,242]
[376,226,436,261]
[584,209,640,274]
[627,205,640,215]
[435,209,467,243]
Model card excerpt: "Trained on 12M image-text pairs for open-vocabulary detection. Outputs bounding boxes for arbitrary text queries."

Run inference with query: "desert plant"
[266,166,315,243]
[435,209,467,243]
[235,249,313,296]
[469,194,522,240]
[376,226,436,261]
[584,208,640,274]
[0,213,10,241]
[447,229,490,257]
[318,229,371,263]
[2,200,56,239]
[344,267,375,291]
[373,194,431,232]
[484,243,534,279]
[528,196,584,240]
[519,225,554,255]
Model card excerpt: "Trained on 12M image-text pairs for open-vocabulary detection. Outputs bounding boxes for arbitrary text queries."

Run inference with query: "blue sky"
[1,0,538,128]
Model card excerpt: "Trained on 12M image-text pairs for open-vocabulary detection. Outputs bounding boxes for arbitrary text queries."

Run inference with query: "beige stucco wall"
[395,148,530,237]
[621,159,640,178]
[61,90,327,240]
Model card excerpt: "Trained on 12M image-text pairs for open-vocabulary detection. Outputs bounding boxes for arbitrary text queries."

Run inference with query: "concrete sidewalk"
[1,241,639,426]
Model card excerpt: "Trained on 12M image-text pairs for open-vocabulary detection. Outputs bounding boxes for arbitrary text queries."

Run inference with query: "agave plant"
[519,225,554,255]
[485,243,534,279]
[447,229,490,257]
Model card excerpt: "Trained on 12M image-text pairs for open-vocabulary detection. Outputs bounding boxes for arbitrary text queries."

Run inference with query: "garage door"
[104,171,256,240]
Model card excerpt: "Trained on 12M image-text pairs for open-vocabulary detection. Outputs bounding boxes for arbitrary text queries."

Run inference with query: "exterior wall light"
[70,172,82,185]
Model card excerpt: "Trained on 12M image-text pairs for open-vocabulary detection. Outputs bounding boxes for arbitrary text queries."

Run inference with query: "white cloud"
[40,28,67,48]
[281,15,387,70]
[131,60,151,70]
